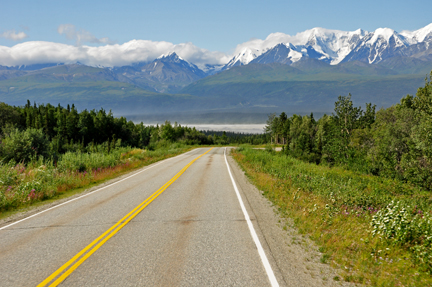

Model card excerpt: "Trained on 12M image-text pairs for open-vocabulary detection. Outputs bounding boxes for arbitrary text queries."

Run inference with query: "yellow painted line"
[38,147,214,287]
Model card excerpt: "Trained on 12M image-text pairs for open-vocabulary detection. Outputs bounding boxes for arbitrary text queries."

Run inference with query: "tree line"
[265,72,432,190]
[0,100,215,163]
[201,130,269,145]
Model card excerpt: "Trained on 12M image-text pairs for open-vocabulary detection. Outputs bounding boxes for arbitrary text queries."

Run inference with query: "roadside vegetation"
[233,72,432,285]
[264,72,432,191]
[0,101,224,215]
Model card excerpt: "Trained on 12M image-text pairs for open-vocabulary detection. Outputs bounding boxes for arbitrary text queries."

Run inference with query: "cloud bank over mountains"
[0,39,230,68]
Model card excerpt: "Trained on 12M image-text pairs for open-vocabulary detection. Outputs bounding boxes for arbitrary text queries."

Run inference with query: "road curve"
[0,147,284,286]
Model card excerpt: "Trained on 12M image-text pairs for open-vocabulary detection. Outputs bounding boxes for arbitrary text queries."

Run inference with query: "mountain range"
[225,23,432,68]
[1,24,432,122]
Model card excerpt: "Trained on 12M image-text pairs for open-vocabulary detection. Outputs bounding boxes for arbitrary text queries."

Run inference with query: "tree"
[264,113,276,143]
[159,121,176,142]
[333,94,362,137]
[0,102,20,131]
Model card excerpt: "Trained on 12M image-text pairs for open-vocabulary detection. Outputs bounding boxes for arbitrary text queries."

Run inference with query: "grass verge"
[0,146,193,220]
[232,146,432,286]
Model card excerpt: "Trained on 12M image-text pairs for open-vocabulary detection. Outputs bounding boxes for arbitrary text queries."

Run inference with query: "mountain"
[200,64,224,75]
[250,43,328,65]
[0,60,428,117]
[180,62,426,113]
[224,28,369,67]
[0,64,134,84]
[341,28,410,64]
[224,24,432,68]
[400,23,432,44]
[221,48,260,70]
[3,63,62,71]
[377,56,432,74]
[113,52,206,93]
[0,74,200,114]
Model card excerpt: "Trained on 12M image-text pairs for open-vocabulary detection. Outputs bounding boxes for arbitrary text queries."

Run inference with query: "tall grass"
[233,146,432,286]
[0,145,190,214]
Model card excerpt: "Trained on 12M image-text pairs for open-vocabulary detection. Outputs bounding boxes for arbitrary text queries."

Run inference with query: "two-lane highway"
[0,147,281,286]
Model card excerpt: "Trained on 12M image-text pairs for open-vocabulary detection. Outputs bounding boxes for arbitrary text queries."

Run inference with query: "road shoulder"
[226,148,357,287]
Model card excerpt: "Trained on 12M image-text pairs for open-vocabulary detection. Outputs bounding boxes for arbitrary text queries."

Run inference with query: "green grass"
[233,146,432,286]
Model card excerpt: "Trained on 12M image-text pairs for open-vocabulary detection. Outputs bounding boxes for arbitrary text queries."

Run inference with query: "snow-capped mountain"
[299,27,367,64]
[223,23,432,68]
[250,43,328,65]
[221,48,260,70]
[151,52,206,77]
[113,52,206,93]
[196,63,224,75]
[341,28,411,64]
[1,23,431,97]
[401,23,432,44]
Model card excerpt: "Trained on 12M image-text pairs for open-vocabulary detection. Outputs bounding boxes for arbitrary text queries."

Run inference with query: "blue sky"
[1,0,431,52]
[0,0,431,67]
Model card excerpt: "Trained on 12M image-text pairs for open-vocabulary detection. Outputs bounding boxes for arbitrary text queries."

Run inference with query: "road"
[0,147,346,286]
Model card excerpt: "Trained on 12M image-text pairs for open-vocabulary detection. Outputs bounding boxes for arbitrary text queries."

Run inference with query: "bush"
[0,128,50,163]
[371,200,432,272]
[57,150,123,172]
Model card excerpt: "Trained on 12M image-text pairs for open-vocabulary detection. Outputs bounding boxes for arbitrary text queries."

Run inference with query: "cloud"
[0,29,29,41]
[0,40,229,68]
[232,29,343,57]
[57,24,114,46]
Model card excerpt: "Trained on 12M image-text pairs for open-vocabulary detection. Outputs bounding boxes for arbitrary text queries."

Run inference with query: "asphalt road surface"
[0,147,348,286]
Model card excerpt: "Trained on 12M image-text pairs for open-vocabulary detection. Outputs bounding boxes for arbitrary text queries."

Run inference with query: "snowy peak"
[223,47,260,70]
[366,28,408,47]
[250,43,329,65]
[153,52,203,75]
[300,28,369,64]
[342,28,417,64]
[401,23,432,44]
[221,23,432,69]
[157,52,184,63]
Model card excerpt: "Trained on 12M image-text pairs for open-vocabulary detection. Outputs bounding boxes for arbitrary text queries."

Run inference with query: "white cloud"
[0,29,29,41]
[232,33,296,56]
[0,40,229,68]
[57,24,114,46]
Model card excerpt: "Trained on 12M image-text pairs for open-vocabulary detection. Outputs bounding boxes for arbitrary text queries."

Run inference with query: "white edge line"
[224,147,279,287]
[0,149,198,231]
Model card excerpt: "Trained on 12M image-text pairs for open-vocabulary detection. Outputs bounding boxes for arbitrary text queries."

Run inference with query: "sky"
[1,0,431,67]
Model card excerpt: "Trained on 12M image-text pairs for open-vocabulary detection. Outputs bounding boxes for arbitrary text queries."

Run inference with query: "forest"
[0,101,221,164]
[264,72,432,191]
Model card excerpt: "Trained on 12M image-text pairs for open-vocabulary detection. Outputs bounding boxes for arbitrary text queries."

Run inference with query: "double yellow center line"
[38,147,213,287]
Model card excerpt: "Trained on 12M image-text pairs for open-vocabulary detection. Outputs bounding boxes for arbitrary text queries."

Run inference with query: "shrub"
[371,201,432,272]
[0,128,50,163]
